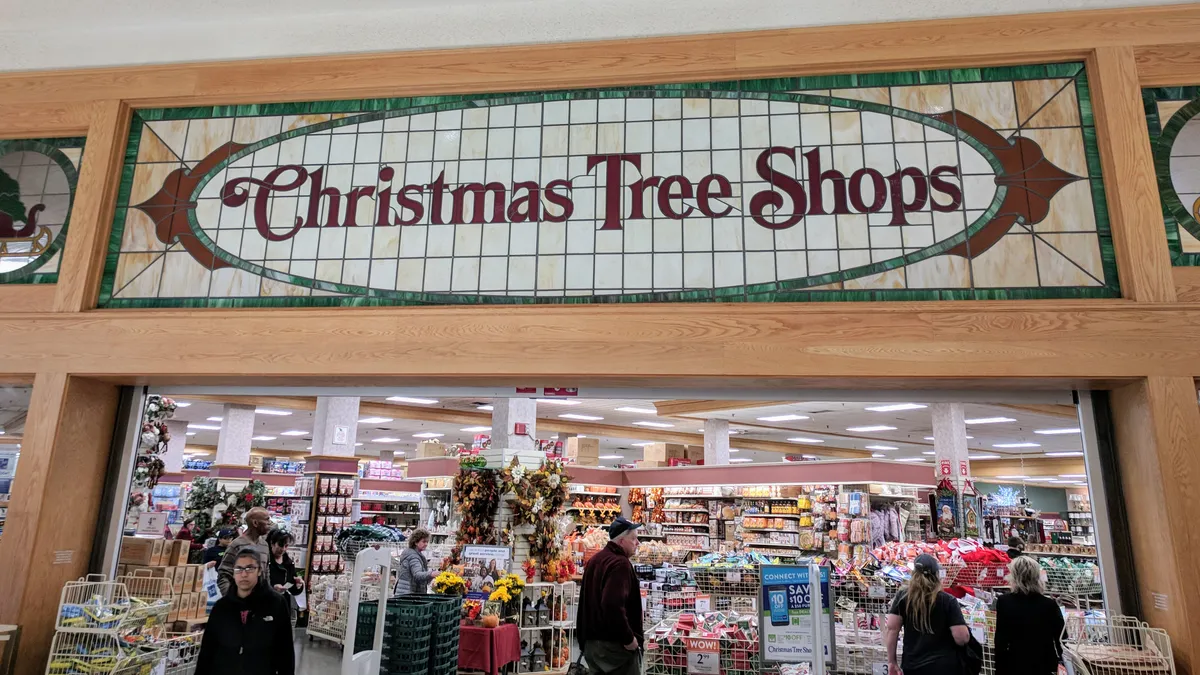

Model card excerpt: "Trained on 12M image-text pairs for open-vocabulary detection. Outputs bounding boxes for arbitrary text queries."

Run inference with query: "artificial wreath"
[450,467,501,562]
[132,395,179,489]
[185,477,267,542]
[498,458,570,526]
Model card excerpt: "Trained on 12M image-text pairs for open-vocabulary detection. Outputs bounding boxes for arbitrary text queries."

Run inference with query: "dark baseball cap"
[608,516,642,539]
[914,554,941,578]
[217,528,237,540]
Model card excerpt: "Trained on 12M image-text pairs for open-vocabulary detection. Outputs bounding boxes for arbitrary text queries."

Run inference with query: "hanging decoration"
[449,466,501,564]
[184,476,267,543]
[131,395,178,490]
[935,478,960,539]
[498,458,570,526]
[961,480,981,538]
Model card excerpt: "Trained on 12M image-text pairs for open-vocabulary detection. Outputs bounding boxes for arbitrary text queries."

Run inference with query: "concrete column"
[491,398,536,453]
[703,419,730,465]
[162,419,188,473]
[311,396,360,458]
[215,404,255,467]
[378,449,394,463]
[931,403,970,488]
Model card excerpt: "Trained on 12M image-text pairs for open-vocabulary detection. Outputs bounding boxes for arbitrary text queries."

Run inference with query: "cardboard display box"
[635,460,666,468]
[119,537,166,566]
[174,617,208,632]
[565,437,600,458]
[417,440,446,458]
[686,445,705,461]
[182,565,197,594]
[170,540,189,566]
[643,443,686,462]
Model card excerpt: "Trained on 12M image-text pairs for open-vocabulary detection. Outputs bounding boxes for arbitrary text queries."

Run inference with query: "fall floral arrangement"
[433,570,467,595]
[450,467,501,563]
[499,458,570,526]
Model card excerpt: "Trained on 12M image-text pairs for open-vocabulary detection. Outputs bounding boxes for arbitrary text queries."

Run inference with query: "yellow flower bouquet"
[433,570,467,595]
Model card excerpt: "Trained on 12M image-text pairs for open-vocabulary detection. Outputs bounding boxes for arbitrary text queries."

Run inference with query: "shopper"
[577,516,642,675]
[266,529,305,624]
[176,518,195,542]
[394,528,436,595]
[994,556,1064,675]
[1006,535,1027,559]
[885,554,970,675]
[203,529,236,567]
[195,550,295,675]
[217,507,272,595]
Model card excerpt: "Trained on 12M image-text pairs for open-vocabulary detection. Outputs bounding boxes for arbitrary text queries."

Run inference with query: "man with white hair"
[576,516,643,675]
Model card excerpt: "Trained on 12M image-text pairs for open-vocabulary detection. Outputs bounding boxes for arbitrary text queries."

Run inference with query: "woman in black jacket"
[266,529,305,625]
[196,550,295,675]
[994,555,1065,675]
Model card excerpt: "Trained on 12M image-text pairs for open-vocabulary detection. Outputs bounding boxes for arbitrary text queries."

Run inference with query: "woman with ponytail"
[885,554,970,675]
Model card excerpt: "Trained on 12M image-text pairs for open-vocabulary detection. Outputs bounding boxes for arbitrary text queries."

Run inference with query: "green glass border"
[1143,86,1200,266]
[0,137,85,284]
[99,63,1119,308]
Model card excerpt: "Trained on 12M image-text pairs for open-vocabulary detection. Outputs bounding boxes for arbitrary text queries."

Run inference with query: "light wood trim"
[1088,47,1177,303]
[0,102,91,139]
[997,403,1078,419]
[1135,42,1200,87]
[0,6,1199,109]
[1111,377,1200,674]
[0,435,22,445]
[1174,266,1200,302]
[52,101,131,312]
[653,400,780,416]
[0,285,56,313]
[969,457,1085,479]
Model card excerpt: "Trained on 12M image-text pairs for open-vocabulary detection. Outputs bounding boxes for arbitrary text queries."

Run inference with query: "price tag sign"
[872,664,889,675]
[726,571,742,583]
[695,594,711,612]
[686,638,720,675]
[868,585,886,600]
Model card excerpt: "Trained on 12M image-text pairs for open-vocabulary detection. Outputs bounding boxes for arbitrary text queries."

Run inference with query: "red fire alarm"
[514,423,528,435]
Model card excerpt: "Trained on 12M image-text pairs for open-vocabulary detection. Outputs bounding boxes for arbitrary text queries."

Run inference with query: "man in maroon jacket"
[577,516,643,675]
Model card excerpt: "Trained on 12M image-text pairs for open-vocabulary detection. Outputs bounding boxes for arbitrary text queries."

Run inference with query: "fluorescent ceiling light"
[631,442,655,447]
[615,406,657,414]
[965,417,1016,425]
[1059,474,1087,478]
[969,454,1001,460]
[1035,428,1081,435]
[397,451,406,455]
[895,457,926,462]
[924,436,973,440]
[359,417,393,424]
[729,458,753,463]
[306,446,312,450]
[996,475,1030,479]
[252,436,276,441]
[1045,451,1084,457]
[922,451,936,456]
[847,425,896,432]
[865,403,927,412]
[174,401,191,408]
[802,455,818,459]
[537,399,580,406]
[373,437,403,443]
[207,416,223,422]
[560,413,604,421]
[187,423,222,430]
[633,421,675,428]
[280,430,308,437]
[599,454,624,460]
[460,426,491,432]
[994,442,1041,449]
[186,432,196,436]
[756,414,810,422]
[477,405,494,411]
[872,453,886,458]
[255,408,293,416]
[865,445,898,451]
[787,438,824,444]
[355,442,364,446]
[728,448,741,453]
[387,396,439,404]
[413,432,443,439]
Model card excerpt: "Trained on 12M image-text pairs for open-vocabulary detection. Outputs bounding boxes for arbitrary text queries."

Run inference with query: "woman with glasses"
[196,550,295,675]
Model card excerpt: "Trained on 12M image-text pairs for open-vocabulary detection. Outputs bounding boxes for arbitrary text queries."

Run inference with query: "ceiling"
[0,0,1187,72]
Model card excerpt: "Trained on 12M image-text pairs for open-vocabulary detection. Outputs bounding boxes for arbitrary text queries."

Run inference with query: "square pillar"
[311,396,360,458]
[491,399,537,455]
[704,419,730,465]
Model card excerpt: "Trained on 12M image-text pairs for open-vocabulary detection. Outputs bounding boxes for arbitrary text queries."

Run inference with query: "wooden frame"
[3,5,1200,675]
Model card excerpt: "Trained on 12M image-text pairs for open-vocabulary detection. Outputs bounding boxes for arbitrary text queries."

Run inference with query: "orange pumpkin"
[481,614,500,628]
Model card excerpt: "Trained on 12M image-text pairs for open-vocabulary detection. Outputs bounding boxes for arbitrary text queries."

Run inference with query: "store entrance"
[93,387,1116,675]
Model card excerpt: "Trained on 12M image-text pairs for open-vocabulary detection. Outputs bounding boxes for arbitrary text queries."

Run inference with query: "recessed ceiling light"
[756,414,810,422]
[460,426,492,432]
[787,437,824,444]
[187,423,222,430]
[728,448,741,453]
[397,451,406,455]
[965,417,1016,425]
[969,454,1001,460]
[355,442,364,446]
[802,454,818,459]
[413,432,443,439]
[847,425,896,432]
[537,399,580,406]
[633,421,674,428]
[560,413,604,421]
[1035,428,1080,435]
[207,416,223,422]
[255,408,293,416]
[1059,474,1087,478]
[599,454,624,460]
[252,436,276,441]
[373,437,403,443]
[306,446,312,450]
[865,403,927,412]
[477,405,494,411]
[615,406,657,414]
[924,436,973,440]
[994,442,1040,449]
[175,402,192,408]
[996,475,1030,479]
[1044,451,1084,457]
[280,430,307,436]
[865,445,898,451]
[186,432,196,436]
[872,453,886,458]
[895,457,926,462]
[387,396,439,404]
[629,442,655,447]
[359,417,393,424]
[922,451,936,456]
[729,458,753,463]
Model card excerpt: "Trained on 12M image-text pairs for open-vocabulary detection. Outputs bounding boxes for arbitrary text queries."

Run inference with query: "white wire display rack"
[46,632,166,675]
[160,633,203,675]
[55,575,171,640]
[1063,615,1175,675]
[307,541,410,646]
[687,564,760,614]
[516,581,578,675]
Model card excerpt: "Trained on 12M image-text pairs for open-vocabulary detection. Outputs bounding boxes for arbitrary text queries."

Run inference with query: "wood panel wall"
[2,4,1200,675]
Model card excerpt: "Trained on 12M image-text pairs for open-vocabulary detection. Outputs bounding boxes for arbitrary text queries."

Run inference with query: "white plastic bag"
[294,590,307,611]
[203,565,222,606]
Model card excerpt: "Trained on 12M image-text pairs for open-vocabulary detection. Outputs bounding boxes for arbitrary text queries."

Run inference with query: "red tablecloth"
[458,622,521,675]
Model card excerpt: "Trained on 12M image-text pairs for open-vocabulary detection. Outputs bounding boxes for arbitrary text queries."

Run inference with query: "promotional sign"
[100,63,1117,308]
[135,512,168,536]
[685,637,720,675]
[760,564,833,668]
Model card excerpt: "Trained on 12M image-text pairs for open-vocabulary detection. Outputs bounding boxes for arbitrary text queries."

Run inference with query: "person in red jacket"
[577,517,643,675]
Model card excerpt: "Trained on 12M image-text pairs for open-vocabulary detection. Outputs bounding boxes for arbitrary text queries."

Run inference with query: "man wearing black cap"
[576,516,643,675]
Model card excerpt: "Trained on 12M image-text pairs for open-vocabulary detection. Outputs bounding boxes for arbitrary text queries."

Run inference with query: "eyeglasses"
[233,565,260,575]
